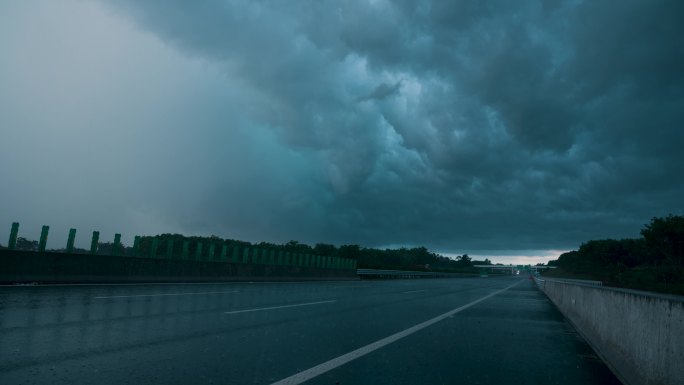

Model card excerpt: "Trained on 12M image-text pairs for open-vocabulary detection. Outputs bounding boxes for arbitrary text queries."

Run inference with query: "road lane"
[0,277,620,384]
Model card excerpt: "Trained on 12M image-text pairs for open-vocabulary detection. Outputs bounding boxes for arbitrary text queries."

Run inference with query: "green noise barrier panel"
[38,226,49,252]
[66,229,76,253]
[150,238,158,258]
[90,231,99,255]
[8,222,19,250]
[113,233,122,256]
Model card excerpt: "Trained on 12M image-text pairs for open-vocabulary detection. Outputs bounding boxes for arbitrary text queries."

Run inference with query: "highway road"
[0,276,621,384]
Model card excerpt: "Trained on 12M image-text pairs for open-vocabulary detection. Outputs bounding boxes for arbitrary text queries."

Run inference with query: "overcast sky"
[1,0,682,264]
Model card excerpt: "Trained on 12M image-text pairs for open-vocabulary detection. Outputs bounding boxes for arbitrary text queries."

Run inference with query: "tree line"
[546,214,684,294]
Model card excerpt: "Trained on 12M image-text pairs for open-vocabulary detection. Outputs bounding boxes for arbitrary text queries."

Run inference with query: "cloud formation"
[1,0,682,259]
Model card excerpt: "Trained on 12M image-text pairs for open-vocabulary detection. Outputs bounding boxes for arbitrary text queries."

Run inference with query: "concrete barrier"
[357,268,479,279]
[0,250,358,284]
[535,277,684,385]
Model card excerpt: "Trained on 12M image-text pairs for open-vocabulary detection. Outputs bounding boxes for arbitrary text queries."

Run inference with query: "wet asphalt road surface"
[0,276,621,384]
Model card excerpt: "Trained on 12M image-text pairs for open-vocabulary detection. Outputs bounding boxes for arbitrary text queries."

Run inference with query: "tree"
[455,254,472,267]
[641,214,684,266]
[314,243,336,256]
[15,237,38,251]
[338,244,360,259]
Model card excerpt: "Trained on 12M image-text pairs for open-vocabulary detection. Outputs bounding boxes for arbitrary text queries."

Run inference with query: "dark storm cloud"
[2,0,681,256]
[357,81,403,102]
[100,0,684,252]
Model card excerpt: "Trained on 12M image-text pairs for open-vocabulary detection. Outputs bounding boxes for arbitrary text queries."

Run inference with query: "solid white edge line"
[270,279,523,385]
[401,289,429,294]
[94,290,240,299]
[224,300,337,315]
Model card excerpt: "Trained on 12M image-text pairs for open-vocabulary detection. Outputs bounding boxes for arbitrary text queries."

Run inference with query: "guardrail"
[357,268,477,279]
[535,277,603,287]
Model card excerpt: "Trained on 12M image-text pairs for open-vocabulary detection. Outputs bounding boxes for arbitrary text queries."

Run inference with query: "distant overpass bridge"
[474,264,557,274]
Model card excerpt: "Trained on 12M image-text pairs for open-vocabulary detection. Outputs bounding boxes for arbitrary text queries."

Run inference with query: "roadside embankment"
[535,277,684,385]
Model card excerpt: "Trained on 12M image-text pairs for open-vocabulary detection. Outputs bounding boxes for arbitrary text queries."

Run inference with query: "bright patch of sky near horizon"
[1,0,682,266]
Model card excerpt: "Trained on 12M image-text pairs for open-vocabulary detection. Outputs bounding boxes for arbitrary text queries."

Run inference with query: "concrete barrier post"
[112,233,121,256]
[66,228,76,253]
[8,222,19,250]
[133,236,140,257]
[166,239,174,259]
[220,245,228,261]
[195,242,203,260]
[150,238,158,258]
[90,231,99,255]
[181,241,189,259]
[38,225,49,252]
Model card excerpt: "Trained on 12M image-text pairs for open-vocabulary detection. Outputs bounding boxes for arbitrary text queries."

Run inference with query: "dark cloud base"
[3,1,681,256]
[103,0,684,253]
